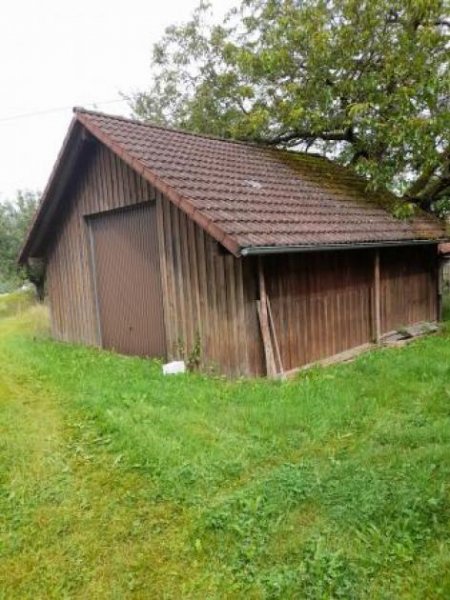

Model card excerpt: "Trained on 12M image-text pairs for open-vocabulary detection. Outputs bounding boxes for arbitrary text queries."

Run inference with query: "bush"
[0,288,36,319]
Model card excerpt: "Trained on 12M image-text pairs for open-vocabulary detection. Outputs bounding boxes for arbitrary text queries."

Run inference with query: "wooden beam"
[87,221,103,347]
[267,297,285,379]
[155,192,172,359]
[281,342,374,379]
[374,249,381,343]
[257,257,277,377]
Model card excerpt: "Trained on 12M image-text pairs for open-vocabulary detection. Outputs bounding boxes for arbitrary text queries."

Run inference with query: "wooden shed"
[19,109,448,376]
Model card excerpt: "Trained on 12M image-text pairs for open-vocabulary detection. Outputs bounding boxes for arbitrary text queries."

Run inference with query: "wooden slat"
[257,257,277,377]
[195,227,210,357]
[374,248,381,343]
[204,235,220,367]
[161,196,178,357]
[156,192,172,354]
[267,297,284,377]
[179,210,195,350]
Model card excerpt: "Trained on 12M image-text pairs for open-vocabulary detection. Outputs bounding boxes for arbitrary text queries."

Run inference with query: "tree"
[131,0,450,213]
[0,191,39,293]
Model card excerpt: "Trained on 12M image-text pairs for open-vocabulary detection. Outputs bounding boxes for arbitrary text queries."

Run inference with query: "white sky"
[0,0,235,201]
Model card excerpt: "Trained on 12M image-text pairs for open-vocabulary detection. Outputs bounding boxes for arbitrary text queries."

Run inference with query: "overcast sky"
[0,0,235,201]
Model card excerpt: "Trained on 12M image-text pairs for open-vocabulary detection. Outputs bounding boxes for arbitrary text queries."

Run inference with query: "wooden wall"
[380,245,438,333]
[45,137,439,377]
[261,246,438,373]
[45,140,262,376]
[264,250,373,372]
[46,142,156,346]
[156,194,263,376]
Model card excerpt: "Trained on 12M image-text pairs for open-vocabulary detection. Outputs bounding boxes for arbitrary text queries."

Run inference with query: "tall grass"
[0,301,449,597]
[0,287,36,319]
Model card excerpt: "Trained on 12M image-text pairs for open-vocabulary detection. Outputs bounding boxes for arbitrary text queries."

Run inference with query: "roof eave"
[240,238,445,256]
[18,118,90,264]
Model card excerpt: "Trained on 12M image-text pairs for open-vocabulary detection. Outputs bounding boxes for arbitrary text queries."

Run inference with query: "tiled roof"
[75,109,446,254]
[21,108,448,261]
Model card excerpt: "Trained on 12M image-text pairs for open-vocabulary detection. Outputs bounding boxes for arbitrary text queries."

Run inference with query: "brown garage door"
[88,203,166,357]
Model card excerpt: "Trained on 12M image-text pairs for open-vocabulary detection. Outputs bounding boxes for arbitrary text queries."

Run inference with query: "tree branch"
[413,173,450,204]
[265,127,354,146]
[406,147,450,199]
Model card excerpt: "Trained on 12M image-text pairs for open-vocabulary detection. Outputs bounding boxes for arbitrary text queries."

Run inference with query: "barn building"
[19,109,447,376]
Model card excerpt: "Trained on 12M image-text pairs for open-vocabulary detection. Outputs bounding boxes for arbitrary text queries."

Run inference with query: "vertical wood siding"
[380,245,438,333]
[156,194,263,376]
[263,250,373,371]
[46,143,156,346]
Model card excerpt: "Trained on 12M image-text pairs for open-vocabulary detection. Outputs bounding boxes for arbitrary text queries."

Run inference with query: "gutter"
[240,239,444,256]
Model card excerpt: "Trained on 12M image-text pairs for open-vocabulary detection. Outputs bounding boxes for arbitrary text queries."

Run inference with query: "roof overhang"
[18,118,93,264]
[240,239,444,256]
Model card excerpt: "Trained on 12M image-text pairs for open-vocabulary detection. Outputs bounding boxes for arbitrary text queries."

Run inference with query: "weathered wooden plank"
[194,227,210,361]
[161,197,178,357]
[281,343,374,379]
[242,257,264,376]
[235,258,250,375]
[267,297,284,377]
[374,249,381,343]
[225,255,240,375]
[186,217,202,344]
[204,236,220,369]
[257,258,277,377]
[156,193,172,355]
[178,210,195,351]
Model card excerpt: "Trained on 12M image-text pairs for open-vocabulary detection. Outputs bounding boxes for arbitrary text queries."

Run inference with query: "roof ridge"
[73,106,270,149]
[72,107,338,165]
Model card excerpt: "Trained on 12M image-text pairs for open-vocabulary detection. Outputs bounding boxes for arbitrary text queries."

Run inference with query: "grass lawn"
[0,298,450,598]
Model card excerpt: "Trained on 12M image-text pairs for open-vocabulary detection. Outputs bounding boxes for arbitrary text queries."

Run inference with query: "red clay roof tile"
[74,109,446,253]
[20,108,448,262]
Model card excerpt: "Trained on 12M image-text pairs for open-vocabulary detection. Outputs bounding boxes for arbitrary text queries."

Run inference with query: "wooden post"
[374,249,381,343]
[257,257,277,377]
[87,222,103,347]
